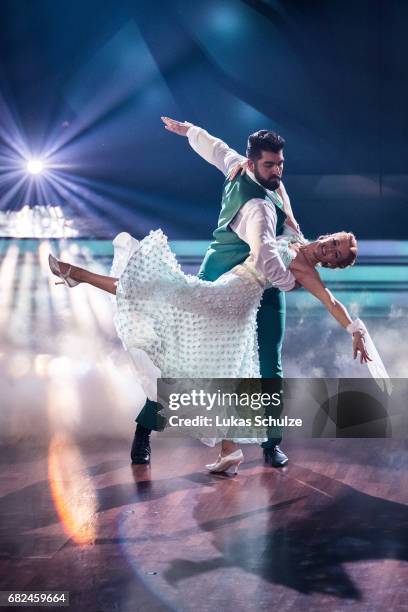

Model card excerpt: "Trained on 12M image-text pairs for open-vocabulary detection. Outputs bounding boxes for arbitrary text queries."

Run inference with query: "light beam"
[26,159,44,175]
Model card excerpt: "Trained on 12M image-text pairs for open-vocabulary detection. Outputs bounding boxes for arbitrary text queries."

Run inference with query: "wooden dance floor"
[0,437,407,611]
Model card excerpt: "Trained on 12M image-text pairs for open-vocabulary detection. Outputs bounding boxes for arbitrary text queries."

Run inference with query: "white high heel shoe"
[206,449,244,475]
[48,254,80,288]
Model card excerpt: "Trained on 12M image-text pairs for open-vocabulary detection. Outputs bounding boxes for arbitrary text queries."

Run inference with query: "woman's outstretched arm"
[294,268,371,363]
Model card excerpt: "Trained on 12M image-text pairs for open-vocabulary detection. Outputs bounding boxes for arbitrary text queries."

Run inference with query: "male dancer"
[131,118,301,467]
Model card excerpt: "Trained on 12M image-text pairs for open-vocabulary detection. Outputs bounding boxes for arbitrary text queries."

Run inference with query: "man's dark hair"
[246,130,285,161]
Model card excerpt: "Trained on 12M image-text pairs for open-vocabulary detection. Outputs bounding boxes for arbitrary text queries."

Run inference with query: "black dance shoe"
[131,424,152,464]
[263,445,288,467]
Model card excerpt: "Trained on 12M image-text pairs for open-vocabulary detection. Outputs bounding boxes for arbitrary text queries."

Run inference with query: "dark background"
[0,0,407,239]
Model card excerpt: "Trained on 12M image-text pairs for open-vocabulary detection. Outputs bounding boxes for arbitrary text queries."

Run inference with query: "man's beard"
[253,169,281,191]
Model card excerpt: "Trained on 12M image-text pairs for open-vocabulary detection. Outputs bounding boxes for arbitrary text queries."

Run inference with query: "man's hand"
[161,116,192,136]
[353,332,372,364]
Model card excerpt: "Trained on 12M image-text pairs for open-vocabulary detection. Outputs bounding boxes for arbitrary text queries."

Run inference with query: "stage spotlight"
[26,159,44,175]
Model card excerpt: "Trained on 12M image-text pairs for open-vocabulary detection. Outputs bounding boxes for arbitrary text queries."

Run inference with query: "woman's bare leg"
[56,261,118,295]
[221,439,239,457]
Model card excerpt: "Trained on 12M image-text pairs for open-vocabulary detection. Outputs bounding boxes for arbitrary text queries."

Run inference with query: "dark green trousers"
[136,287,286,444]
[256,288,286,448]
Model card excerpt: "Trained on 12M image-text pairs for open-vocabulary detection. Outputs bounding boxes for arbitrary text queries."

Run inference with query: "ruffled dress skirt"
[110,230,271,444]
[111,230,264,388]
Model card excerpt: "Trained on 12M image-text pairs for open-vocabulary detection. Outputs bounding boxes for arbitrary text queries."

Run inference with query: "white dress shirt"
[187,125,298,291]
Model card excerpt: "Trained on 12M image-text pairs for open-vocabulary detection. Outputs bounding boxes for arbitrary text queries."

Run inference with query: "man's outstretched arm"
[162,116,295,291]
[161,116,244,177]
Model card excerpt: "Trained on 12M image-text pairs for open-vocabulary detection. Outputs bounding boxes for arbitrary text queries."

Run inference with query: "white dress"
[111,230,271,389]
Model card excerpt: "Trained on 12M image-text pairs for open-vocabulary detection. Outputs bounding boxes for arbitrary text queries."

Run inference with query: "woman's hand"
[228,159,249,180]
[353,332,372,364]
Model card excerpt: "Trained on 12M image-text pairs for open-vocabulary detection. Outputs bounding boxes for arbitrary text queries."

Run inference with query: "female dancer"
[49,223,388,474]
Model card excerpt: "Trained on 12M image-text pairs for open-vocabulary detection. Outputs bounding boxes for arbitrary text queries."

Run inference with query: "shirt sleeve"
[277,181,303,238]
[187,125,245,177]
[230,199,296,291]
[282,218,305,241]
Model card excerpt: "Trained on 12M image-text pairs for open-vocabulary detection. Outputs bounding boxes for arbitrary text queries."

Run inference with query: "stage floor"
[0,438,407,611]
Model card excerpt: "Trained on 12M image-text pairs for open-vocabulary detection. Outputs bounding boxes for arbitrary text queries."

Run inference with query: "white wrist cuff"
[186,124,198,138]
[346,318,367,336]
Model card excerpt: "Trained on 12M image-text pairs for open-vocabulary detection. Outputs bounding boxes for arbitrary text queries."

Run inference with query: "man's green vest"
[198,172,287,282]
